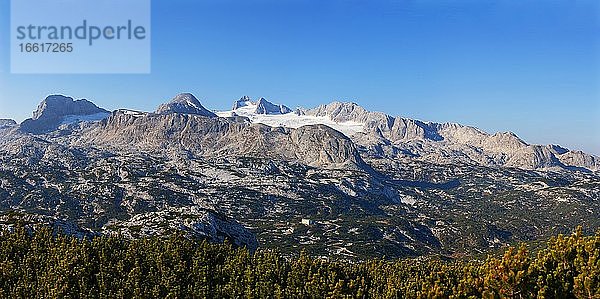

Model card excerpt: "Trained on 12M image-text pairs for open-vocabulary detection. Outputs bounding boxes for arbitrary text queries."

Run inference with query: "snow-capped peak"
[228,96,292,116]
[20,95,110,134]
[215,97,365,137]
[255,98,292,115]
[232,96,253,110]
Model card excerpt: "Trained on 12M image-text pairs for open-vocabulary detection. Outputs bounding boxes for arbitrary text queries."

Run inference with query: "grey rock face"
[1,93,600,259]
[1,113,599,259]
[0,213,99,239]
[305,102,439,141]
[77,112,366,169]
[155,93,217,117]
[232,96,252,110]
[254,98,292,115]
[306,101,599,172]
[307,102,390,126]
[546,144,569,155]
[20,95,109,134]
[103,208,258,251]
[556,150,600,172]
[0,135,258,250]
[232,96,292,115]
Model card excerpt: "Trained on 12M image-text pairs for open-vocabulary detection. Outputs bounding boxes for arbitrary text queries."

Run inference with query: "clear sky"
[0,0,599,154]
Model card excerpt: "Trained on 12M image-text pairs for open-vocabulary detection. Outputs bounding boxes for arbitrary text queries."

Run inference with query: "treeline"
[0,226,598,298]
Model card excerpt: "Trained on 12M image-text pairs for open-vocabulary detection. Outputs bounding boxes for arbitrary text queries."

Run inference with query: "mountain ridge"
[19,95,110,134]
[230,96,292,115]
[7,93,599,173]
[1,92,599,259]
[74,111,367,169]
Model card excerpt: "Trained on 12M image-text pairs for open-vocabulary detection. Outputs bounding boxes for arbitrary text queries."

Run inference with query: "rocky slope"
[0,93,598,259]
[304,102,599,172]
[75,111,365,169]
[0,133,259,250]
[19,95,110,134]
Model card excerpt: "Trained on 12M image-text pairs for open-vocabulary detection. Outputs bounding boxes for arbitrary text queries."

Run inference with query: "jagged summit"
[232,96,252,110]
[6,93,599,172]
[255,98,292,115]
[298,101,599,171]
[229,96,292,115]
[215,99,599,173]
[2,93,600,260]
[306,101,389,124]
[32,95,107,120]
[80,112,366,169]
[20,95,109,134]
[156,93,217,117]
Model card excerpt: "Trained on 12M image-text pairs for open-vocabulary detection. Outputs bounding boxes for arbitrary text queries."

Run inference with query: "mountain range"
[0,93,598,259]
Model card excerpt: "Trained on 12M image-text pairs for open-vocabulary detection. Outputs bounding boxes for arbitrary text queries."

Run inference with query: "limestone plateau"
[0,93,598,259]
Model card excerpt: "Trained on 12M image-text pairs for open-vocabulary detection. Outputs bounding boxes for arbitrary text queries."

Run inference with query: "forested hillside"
[0,226,598,298]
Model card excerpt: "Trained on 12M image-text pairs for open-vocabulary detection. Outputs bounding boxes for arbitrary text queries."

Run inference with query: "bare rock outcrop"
[20,95,109,134]
[77,112,366,169]
[306,101,598,171]
[155,93,217,117]
[232,96,292,115]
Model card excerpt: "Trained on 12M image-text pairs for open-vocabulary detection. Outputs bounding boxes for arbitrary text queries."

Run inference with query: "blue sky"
[0,0,599,154]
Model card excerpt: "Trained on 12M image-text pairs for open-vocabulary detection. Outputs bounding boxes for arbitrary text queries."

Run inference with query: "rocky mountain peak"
[307,102,372,121]
[155,93,217,117]
[254,98,292,115]
[230,96,292,115]
[305,101,599,171]
[232,96,253,110]
[78,112,366,169]
[20,95,109,134]
[485,132,528,149]
[31,95,107,120]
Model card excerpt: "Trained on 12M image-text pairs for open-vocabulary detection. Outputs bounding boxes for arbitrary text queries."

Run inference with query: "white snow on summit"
[117,109,148,117]
[60,112,110,126]
[216,101,364,137]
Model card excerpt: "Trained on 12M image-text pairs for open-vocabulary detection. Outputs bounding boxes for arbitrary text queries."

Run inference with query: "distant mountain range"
[0,93,598,259]
[9,93,596,172]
